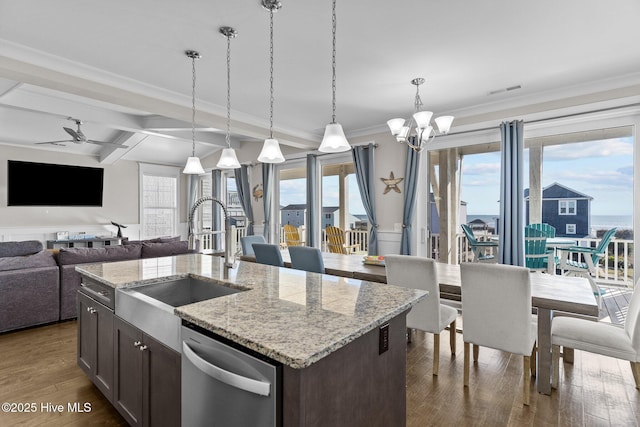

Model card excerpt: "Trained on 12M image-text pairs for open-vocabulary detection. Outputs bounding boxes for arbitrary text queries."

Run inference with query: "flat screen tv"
[8,160,104,207]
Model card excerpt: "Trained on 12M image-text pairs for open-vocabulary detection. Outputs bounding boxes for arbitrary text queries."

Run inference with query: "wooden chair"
[460,262,537,406]
[283,224,304,247]
[461,224,498,263]
[525,226,549,272]
[528,223,556,238]
[552,281,640,391]
[385,255,457,376]
[563,227,617,308]
[324,225,359,254]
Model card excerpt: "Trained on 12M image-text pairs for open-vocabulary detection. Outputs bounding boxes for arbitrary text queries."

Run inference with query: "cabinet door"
[94,300,114,401]
[143,334,181,427]
[77,292,97,376]
[77,292,114,402]
[114,317,143,427]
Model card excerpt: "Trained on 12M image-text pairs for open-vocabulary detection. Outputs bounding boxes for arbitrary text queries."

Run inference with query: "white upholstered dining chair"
[385,255,458,376]
[552,282,640,390]
[460,262,537,406]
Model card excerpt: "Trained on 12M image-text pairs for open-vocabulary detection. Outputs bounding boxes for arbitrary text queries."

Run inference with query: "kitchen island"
[76,253,427,426]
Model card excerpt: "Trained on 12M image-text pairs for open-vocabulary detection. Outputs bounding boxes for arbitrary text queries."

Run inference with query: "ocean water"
[466,214,632,230]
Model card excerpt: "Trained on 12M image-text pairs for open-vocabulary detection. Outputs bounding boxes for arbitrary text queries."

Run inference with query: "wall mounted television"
[8,160,104,207]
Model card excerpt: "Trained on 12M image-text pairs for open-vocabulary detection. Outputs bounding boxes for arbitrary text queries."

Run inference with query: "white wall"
[0,145,139,242]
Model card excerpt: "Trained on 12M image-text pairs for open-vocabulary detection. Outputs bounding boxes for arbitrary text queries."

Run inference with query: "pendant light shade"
[259,0,286,164]
[318,0,350,153]
[216,26,241,170]
[183,50,205,175]
[319,123,350,153]
[183,156,205,174]
[258,138,285,163]
[217,148,241,169]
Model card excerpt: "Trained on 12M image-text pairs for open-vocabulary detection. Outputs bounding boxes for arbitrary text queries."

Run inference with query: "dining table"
[238,250,598,395]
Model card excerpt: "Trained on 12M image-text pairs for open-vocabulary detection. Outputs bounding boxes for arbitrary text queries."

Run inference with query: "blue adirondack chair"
[563,227,617,308]
[525,226,548,272]
[461,223,498,263]
[528,223,556,238]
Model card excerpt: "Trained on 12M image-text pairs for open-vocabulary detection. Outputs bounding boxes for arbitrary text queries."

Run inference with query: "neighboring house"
[321,206,360,230]
[429,193,468,234]
[469,218,489,231]
[525,182,592,237]
[281,204,307,227]
[280,204,360,229]
[352,214,369,231]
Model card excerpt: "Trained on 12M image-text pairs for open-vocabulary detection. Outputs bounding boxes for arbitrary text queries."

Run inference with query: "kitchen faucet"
[188,196,235,268]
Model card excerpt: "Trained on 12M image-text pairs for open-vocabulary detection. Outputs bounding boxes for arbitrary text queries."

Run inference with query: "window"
[559,200,577,215]
[566,224,576,234]
[139,164,179,239]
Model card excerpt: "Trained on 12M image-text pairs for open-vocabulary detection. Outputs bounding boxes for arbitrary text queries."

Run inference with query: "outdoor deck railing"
[203,224,632,287]
[277,226,368,254]
[448,231,634,288]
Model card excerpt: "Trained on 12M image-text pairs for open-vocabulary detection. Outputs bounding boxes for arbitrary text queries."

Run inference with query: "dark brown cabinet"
[77,291,114,402]
[113,317,181,427]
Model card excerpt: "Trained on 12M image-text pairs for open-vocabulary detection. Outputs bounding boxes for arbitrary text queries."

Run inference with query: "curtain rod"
[442,102,640,137]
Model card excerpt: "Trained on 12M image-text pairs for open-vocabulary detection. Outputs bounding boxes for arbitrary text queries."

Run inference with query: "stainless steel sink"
[115,277,243,352]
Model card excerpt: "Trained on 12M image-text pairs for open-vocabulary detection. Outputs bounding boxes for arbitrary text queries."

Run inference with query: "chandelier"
[387,78,454,152]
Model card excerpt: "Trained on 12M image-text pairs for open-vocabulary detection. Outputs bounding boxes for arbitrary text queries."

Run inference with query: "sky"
[461,137,633,216]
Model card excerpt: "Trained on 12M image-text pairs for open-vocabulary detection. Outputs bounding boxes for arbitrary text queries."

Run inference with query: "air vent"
[488,85,522,95]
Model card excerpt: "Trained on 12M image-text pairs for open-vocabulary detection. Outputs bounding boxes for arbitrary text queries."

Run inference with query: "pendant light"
[318,0,351,153]
[217,26,241,169]
[258,0,285,164]
[183,50,205,174]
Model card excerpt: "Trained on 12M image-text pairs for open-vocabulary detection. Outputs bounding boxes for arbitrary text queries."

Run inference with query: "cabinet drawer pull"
[87,307,97,314]
[134,341,143,347]
[138,345,148,351]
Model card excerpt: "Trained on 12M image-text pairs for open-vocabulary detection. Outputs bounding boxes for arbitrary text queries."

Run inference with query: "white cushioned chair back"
[385,255,440,333]
[625,281,640,355]
[460,262,533,355]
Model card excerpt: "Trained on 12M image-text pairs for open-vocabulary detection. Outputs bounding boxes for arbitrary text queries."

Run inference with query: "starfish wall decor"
[381,172,403,194]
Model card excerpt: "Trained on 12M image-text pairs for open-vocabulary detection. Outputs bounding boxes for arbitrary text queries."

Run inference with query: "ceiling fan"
[36,117,127,148]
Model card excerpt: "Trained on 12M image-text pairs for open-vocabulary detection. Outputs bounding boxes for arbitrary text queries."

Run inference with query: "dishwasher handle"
[182,341,271,397]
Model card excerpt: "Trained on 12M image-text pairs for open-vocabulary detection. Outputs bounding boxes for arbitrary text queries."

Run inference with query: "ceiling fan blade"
[35,140,71,146]
[63,127,83,141]
[86,140,127,148]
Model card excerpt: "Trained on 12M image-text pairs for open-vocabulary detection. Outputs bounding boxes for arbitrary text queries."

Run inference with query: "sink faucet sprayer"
[188,196,235,268]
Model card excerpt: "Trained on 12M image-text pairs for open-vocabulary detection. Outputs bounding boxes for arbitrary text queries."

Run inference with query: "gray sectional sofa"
[0,238,192,333]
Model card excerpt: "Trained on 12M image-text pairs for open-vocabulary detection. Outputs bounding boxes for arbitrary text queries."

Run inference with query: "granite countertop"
[76,253,427,369]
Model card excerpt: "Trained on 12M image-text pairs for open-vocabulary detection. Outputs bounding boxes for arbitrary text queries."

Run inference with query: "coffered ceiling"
[1,0,639,166]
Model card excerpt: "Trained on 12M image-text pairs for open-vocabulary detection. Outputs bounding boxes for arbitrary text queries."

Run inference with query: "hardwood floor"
[1,302,639,426]
[0,320,126,426]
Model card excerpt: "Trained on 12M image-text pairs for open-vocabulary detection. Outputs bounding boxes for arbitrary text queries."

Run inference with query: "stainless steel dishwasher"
[181,324,281,427]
